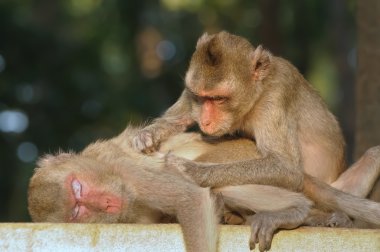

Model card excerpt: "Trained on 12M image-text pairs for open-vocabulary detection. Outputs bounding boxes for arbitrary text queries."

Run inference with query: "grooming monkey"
[132,31,380,204]
[28,126,380,252]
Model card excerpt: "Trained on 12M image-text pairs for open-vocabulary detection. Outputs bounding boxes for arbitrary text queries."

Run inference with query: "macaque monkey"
[132,31,379,203]
[29,127,313,252]
[29,126,380,252]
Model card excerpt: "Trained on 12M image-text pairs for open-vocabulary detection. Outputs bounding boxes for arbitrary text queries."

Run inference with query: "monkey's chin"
[200,128,228,137]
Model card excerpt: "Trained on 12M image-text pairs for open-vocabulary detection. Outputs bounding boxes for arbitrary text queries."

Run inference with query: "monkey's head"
[185,31,272,136]
[28,152,128,223]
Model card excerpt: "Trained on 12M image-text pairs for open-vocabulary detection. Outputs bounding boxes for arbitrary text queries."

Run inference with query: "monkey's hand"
[164,153,210,185]
[133,129,159,154]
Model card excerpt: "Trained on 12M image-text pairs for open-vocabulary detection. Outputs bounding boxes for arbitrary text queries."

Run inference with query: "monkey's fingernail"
[155,152,166,158]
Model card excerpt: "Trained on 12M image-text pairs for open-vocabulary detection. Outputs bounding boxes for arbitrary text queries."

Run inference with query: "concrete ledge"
[0,223,379,251]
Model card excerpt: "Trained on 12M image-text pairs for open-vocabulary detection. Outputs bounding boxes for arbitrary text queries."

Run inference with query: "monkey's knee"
[363,145,380,159]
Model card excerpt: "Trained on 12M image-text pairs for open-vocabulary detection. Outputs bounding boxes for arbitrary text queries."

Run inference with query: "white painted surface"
[0,223,379,252]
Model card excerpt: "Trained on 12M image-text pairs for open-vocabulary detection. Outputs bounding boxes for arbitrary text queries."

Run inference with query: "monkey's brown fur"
[29,126,318,252]
[133,31,346,190]
[132,31,380,216]
[29,126,380,251]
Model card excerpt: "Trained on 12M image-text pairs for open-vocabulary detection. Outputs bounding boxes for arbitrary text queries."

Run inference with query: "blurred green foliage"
[0,0,355,221]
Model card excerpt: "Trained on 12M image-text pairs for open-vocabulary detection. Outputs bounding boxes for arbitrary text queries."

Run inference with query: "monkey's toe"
[327,212,353,227]
[249,213,276,252]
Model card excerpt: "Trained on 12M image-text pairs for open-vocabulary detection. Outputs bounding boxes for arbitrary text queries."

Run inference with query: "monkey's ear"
[37,151,74,168]
[196,32,210,49]
[251,45,272,81]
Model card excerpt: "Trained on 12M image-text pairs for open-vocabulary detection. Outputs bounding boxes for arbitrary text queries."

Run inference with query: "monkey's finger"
[258,228,268,252]
[133,131,155,152]
[249,239,256,251]
[153,151,166,159]
[142,146,158,154]
[261,228,274,252]
[133,137,149,151]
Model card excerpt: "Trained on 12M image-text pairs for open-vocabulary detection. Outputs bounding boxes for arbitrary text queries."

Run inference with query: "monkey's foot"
[304,211,353,228]
[249,212,279,252]
[326,212,353,227]
[165,153,209,185]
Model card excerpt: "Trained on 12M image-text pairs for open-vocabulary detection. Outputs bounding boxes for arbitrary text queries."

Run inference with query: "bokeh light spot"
[17,142,38,163]
[101,42,127,75]
[67,0,102,16]
[156,40,176,61]
[16,84,35,103]
[0,110,29,133]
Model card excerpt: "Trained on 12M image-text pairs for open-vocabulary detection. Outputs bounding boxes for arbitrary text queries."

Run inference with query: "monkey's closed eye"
[72,179,82,199]
[72,204,80,219]
[211,96,228,104]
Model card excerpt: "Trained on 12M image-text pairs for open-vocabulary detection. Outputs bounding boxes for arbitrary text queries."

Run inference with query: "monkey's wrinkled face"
[185,49,254,136]
[186,87,236,137]
[65,171,125,223]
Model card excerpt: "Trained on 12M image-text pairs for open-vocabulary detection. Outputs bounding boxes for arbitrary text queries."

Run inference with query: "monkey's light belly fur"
[0,223,379,252]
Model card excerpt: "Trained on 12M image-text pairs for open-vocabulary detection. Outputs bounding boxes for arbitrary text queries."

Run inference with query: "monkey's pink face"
[65,174,123,223]
[187,88,234,136]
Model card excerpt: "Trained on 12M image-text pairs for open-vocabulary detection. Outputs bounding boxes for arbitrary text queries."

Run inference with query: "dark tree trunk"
[328,0,355,163]
[355,1,380,157]
[355,1,380,227]
[258,0,282,55]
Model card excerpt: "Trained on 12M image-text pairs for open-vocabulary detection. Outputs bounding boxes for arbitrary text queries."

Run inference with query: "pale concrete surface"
[0,223,379,252]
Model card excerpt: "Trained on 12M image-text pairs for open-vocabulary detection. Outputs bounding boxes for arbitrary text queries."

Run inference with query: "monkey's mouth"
[117,184,130,223]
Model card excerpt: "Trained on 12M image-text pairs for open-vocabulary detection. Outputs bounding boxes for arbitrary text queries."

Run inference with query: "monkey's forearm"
[170,155,304,191]
[139,176,218,252]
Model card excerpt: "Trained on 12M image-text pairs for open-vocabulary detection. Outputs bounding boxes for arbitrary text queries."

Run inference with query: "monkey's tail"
[303,174,380,225]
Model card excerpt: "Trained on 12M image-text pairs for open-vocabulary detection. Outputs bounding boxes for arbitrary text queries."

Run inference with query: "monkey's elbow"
[291,172,304,192]
[282,170,304,192]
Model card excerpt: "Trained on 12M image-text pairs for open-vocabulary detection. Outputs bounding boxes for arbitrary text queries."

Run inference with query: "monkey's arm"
[167,154,304,191]
[171,102,304,191]
[133,91,195,153]
[137,172,219,252]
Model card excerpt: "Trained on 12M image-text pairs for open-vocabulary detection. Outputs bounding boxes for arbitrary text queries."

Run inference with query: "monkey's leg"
[214,185,312,252]
[331,146,380,197]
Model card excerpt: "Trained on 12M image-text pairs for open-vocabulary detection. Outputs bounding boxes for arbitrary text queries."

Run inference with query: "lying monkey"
[28,126,380,252]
